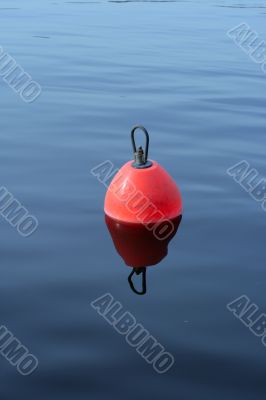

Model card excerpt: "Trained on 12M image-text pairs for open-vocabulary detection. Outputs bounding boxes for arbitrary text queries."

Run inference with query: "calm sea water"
[0,0,266,398]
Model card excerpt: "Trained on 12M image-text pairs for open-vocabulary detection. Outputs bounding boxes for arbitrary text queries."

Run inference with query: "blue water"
[0,0,266,398]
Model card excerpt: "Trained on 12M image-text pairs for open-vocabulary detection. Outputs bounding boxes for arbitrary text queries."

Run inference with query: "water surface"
[0,0,266,399]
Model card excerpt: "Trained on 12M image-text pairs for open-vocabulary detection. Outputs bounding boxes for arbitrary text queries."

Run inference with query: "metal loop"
[131,126,149,163]
[128,267,147,295]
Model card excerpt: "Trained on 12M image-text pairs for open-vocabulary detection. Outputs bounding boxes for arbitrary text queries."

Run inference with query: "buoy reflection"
[105,214,182,295]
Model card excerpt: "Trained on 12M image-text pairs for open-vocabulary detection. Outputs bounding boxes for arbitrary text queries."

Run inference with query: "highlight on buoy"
[104,125,183,295]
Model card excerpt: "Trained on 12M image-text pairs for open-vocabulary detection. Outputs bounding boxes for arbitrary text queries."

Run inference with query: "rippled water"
[1,0,266,398]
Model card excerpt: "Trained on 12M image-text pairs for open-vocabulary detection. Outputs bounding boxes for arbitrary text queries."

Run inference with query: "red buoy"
[104,126,182,233]
[104,126,183,295]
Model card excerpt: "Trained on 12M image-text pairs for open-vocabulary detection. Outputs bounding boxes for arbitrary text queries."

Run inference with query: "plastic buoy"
[104,126,182,228]
[104,126,183,295]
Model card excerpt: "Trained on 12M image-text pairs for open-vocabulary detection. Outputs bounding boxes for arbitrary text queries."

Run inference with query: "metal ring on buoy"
[131,125,153,169]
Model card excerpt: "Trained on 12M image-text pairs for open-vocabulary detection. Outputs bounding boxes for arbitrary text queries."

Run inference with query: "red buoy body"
[105,160,182,223]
